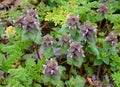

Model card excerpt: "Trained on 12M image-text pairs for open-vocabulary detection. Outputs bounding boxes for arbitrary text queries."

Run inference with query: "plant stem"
[99,21,102,30]
[59,55,62,64]
[103,19,108,30]
[80,65,83,76]
[33,42,40,59]
[97,65,101,80]
[68,64,73,79]
[60,61,67,64]
[48,82,51,87]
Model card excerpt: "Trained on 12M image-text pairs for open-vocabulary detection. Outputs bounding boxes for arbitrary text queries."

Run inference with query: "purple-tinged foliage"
[59,34,71,46]
[53,48,62,57]
[23,9,39,19]
[0,19,2,26]
[42,34,54,46]
[92,74,104,87]
[92,74,113,87]
[13,9,40,33]
[66,15,80,29]
[97,4,108,16]
[81,21,97,42]
[106,33,118,45]
[0,70,4,79]
[34,51,44,60]
[67,42,84,59]
[43,59,59,76]
[100,0,108,2]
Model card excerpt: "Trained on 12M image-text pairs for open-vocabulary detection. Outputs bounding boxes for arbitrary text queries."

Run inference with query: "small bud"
[66,15,80,29]
[81,21,97,42]
[97,4,108,16]
[13,9,40,33]
[106,33,118,45]
[43,59,59,76]
[67,42,84,59]
[42,34,54,46]
[59,34,71,46]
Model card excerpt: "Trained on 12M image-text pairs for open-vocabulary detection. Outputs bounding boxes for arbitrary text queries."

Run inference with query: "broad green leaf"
[102,57,109,65]
[94,59,103,66]
[65,75,86,87]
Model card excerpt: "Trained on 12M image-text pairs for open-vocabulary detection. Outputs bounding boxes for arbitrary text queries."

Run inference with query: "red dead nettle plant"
[97,4,108,18]
[105,32,118,55]
[0,0,120,87]
[66,15,81,41]
[67,42,85,68]
[39,34,55,58]
[81,20,97,43]
[14,9,41,43]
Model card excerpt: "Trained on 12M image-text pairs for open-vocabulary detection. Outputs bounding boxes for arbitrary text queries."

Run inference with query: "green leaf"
[43,75,51,83]
[44,47,54,58]
[67,57,73,65]
[112,72,120,87]
[34,30,42,44]
[25,58,36,68]
[102,57,109,65]
[59,66,66,73]
[0,26,4,34]
[84,64,93,77]
[8,68,33,86]
[67,57,83,68]
[33,84,41,87]
[22,31,30,41]
[56,80,64,87]
[88,43,100,57]
[61,46,69,54]
[65,75,86,87]
[94,59,103,66]
[0,53,5,66]
[70,29,77,38]
[110,46,117,55]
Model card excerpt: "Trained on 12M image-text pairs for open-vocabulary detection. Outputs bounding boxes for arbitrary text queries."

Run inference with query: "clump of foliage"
[0,0,120,87]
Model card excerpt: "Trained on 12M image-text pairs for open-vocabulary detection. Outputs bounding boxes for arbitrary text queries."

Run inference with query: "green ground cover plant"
[0,0,120,87]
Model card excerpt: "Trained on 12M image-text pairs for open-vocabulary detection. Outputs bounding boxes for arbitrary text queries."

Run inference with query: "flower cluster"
[106,33,118,45]
[43,59,59,76]
[59,34,71,46]
[67,42,84,59]
[42,34,54,46]
[66,15,80,29]
[97,4,108,16]
[81,21,97,42]
[23,9,39,19]
[14,9,40,33]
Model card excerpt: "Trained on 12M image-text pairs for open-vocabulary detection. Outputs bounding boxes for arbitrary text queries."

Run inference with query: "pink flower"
[106,33,118,45]
[59,34,71,46]
[81,21,97,42]
[67,42,85,59]
[97,4,108,15]
[13,9,40,33]
[66,15,80,29]
[43,59,59,76]
[42,34,54,46]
